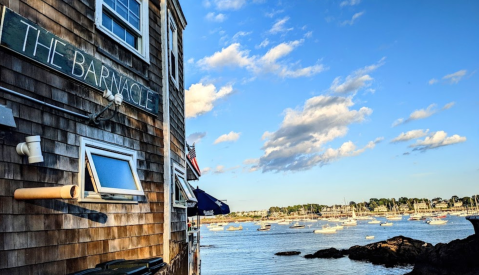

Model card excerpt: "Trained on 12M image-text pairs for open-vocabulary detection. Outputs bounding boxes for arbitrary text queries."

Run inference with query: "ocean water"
[200,216,474,275]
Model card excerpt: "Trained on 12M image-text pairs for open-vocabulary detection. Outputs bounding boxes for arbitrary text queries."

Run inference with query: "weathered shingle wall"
[167,0,187,257]
[0,0,175,274]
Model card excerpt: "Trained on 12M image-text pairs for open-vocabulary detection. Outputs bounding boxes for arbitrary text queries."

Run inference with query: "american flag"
[188,144,196,159]
[188,144,201,176]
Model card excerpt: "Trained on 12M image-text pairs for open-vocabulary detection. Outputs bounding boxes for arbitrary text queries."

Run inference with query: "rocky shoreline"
[278,234,479,274]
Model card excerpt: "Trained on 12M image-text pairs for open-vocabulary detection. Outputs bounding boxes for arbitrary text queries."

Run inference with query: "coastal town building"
[399,204,410,212]
[434,202,448,209]
[0,0,200,274]
[373,205,388,212]
[414,202,428,210]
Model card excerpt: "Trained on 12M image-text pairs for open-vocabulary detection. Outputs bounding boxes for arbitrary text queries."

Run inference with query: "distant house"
[374,205,388,212]
[454,201,463,208]
[415,202,428,209]
[435,202,448,209]
[399,204,410,211]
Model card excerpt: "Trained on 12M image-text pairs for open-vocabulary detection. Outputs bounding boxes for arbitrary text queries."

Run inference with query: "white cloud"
[269,17,293,34]
[198,41,326,78]
[341,11,364,26]
[197,43,254,69]
[442,69,467,84]
[255,38,270,49]
[205,12,227,22]
[409,104,437,120]
[330,57,385,94]
[214,165,225,174]
[278,65,326,78]
[213,164,241,174]
[187,58,195,64]
[265,9,284,18]
[442,101,455,110]
[243,158,259,165]
[391,129,429,143]
[428,78,438,85]
[304,31,313,38]
[214,0,246,10]
[256,95,373,172]
[340,0,361,7]
[392,104,436,126]
[203,0,211,8]
[202,167,211,175]
[185,83,234,118]
[187,132,207,145]
[231,31,252,42]
[214,131,241,144]
[409,131,466,151]
[392,102,454,127]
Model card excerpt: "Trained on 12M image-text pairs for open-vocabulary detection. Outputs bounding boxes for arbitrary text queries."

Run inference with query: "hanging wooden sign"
[0,7,159,114]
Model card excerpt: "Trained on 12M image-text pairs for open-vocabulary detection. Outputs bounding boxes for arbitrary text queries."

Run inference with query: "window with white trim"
[168,12,179,88]
[95,0,150,62]
[172,164,197,208]
[79,137,144,202]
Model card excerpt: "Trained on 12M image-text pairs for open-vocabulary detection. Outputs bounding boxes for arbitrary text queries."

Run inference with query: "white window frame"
[172,163,197,208]
[79,137,144,203]
[168,11,179,89]
[95,0,150,63]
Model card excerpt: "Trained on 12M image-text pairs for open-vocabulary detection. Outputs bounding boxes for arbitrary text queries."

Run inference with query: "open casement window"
[172,167,197,208]
[80,137,144,202]
[95,0,150,62]
[168,12,179,88]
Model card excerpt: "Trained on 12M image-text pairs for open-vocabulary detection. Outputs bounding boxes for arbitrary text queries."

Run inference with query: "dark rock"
[408,234,479,275]
[275,251,301,256]
[348,235,432,267]
[304,248,347,259]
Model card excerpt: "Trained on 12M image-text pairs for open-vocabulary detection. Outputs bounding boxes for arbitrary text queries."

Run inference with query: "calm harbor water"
[200,216,474,275]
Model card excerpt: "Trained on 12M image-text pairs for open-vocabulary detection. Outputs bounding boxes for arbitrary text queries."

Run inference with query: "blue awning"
[187,188,230,217]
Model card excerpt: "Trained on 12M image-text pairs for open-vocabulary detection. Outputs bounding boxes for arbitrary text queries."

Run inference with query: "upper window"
[95,0,150,62]
[172,164,197,208]
[168,12,179,88]
[79,137,144,202]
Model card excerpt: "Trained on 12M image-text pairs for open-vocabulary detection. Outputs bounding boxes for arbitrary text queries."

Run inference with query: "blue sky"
[181,0,479,211]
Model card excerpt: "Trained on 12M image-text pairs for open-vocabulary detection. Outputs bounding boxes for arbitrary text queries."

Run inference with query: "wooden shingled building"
[0,0,200,274]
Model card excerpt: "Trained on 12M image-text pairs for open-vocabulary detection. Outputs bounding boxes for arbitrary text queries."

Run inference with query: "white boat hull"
[314,229,336,234]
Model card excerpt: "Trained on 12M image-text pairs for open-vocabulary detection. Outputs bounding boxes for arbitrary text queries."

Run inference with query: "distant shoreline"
[199,208,474,224]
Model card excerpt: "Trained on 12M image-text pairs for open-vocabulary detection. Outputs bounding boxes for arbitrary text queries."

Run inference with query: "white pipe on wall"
[14,185,79,200]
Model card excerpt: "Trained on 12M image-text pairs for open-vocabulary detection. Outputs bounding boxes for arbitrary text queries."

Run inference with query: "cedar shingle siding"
[0,0,188,274]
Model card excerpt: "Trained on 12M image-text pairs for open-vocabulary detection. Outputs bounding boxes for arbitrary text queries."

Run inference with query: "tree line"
[267,195,478,214]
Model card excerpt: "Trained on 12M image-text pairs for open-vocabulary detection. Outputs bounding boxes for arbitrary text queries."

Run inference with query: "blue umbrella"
[187,188,230,216]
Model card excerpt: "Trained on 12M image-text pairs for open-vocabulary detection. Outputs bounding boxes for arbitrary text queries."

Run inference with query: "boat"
[257,223,270,231]
[408,213,425,221]
[426,218,448,225]
[278,219,291,225]
[368,219,381,224]
[386,215,402,221]
[226,225,243,231]
[313,224,336,234]
[365,235,375,240]
[206,223,218,228]
[289,222,305,229]
[342,218,357,226]
[380,222,393,227]
[433,213,447,219]
[330,224,344,230]
[209,225,224,231]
